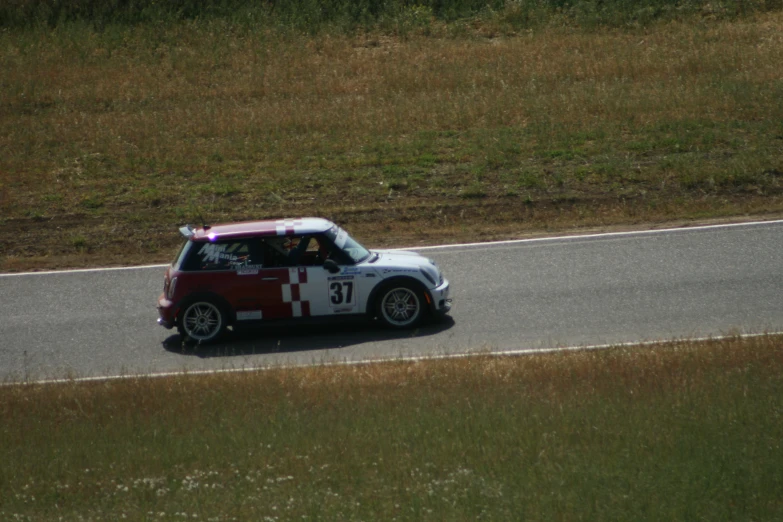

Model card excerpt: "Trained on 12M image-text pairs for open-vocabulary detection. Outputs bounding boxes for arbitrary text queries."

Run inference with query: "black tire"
[178,299,227,344]
[376,281,426,329]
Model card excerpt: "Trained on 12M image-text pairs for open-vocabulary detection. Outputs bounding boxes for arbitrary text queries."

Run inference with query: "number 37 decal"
[328,277,356,307]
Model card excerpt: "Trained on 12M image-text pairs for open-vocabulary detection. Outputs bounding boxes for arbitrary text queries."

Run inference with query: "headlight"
[420,267,438,287]
[426,259,444,286]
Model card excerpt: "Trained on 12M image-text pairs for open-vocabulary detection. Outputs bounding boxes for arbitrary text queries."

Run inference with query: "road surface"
[1,220,781,382]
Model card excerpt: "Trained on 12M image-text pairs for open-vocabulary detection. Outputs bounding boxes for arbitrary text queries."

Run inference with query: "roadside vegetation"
[2,0,782,272]
[1,334,781,520]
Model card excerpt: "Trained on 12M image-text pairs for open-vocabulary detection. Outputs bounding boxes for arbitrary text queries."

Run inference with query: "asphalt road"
[1,220,781,383]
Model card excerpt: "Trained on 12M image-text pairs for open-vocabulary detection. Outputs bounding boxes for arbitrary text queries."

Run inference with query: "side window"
[181,239,261,271]
[261,237,295,268]
[261,235,334,267]
[297,237,327,266]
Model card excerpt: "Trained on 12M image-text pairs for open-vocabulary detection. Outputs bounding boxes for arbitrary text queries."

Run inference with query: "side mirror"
[323,259,341,274]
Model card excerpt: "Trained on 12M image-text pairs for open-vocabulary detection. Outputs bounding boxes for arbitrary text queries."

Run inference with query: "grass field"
[1,335,781,520]
[2,6,782,271]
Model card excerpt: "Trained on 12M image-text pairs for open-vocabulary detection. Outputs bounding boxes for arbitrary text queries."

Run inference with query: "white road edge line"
[8,331,782,387]
[407,217,783,251]
[3,218,783,277]
[0,263,171,277]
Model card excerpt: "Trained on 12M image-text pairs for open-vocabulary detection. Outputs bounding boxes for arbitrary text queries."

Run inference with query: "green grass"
[1,8,783,271]
[1,335,782,520]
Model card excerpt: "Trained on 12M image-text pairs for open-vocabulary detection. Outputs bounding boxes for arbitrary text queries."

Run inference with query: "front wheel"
[178,300,226,344]
[377,283,426,329]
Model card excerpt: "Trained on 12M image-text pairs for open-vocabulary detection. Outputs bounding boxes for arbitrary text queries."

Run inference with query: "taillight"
[167,277,178,300]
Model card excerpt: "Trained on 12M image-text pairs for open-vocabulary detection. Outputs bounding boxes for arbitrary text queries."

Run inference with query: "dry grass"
[1,13,782,271]
[1,335,782,520]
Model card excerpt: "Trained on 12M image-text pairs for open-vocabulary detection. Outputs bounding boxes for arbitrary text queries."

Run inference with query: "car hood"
[368,249,434,270]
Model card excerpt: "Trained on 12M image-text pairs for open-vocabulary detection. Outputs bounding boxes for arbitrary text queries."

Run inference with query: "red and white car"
[157,218,452,343]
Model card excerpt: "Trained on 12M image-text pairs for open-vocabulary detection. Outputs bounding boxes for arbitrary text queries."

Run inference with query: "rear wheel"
[178,300,226,343]
[377,282,425,329]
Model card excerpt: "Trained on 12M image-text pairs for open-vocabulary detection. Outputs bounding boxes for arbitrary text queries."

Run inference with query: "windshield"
[325,226,370,263]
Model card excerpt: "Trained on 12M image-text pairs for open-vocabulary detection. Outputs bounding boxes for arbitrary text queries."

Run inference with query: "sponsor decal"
[236,310,263,321]
[382,268,419,274]
[328,275,355,281]
[341,267,361,275]
[237,264,263,276]
[333,307,354,313]
[328,279,357,308]
[198,243,239,264]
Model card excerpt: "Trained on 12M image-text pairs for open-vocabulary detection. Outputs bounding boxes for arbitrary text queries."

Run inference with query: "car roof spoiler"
[179,225,196,238]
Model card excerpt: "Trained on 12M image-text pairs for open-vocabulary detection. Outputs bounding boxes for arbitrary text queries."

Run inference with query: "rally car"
[157,218,452,343]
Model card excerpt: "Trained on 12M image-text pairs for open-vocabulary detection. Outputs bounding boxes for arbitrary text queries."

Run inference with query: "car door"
[258,234,379,319]
[259,234,334,318]
[251,237,303,320]
[285,234,375,317]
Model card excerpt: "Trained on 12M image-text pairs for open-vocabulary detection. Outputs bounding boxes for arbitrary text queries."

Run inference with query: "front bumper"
[429,278,452,315]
